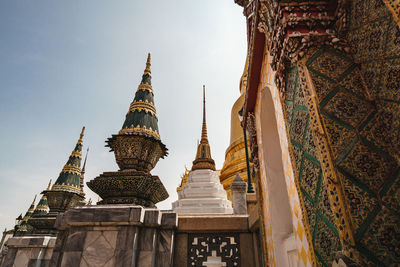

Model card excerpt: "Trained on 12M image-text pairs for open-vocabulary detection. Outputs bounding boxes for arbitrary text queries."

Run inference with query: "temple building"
[1,0,400,264]
[172,86,233,214]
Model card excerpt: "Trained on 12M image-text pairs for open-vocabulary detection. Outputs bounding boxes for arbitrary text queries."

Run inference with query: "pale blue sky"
[0,1,246,229]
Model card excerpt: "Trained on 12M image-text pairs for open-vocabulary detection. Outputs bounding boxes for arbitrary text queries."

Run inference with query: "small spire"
[52,128,85,195]
[46,179,52,190]
[144,52,151,74]
[82,147,89,174]
[80,147,89,194]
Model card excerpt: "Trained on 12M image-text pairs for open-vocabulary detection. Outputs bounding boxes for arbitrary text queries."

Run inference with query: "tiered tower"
[44,127,86,214]
[87,53,169,207]
[28,180,54,235]
[172,86,233,214]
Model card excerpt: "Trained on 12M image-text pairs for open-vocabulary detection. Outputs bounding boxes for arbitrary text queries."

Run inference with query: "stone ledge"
[177,214,249,232]
[6,236,56,248]
[54,205,177,230]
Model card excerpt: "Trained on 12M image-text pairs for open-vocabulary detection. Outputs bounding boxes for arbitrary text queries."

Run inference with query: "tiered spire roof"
[118,54,164,144]
[32,180,51,216]
[52,127,85,195]
[22,195,36,221]
[192,86,216,171]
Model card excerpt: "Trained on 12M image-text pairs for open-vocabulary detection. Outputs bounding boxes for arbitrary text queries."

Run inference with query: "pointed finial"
[144,53,151,74]
[46,179,52,190]
[80,126,85,140]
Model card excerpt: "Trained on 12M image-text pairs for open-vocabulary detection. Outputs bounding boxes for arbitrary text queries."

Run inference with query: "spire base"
[43,190,85,214]
[87,170,169,207]
[192,158,216,171]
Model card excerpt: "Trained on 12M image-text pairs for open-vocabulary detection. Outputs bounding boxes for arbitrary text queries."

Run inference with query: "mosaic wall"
[275,1,400,265]
[292,28,400,266]
[283,65,341,266]
[303,44,400,265]
[255,50,312,267]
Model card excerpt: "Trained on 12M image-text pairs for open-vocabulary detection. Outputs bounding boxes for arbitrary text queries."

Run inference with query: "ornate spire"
[117,52,166,146]
[17,195,37,232]
[105,53,168,172]
[192,85,216,171]
[80,147,89,195]
[33,180,51,216]
[52,127,85,195]
[87,53,169,206]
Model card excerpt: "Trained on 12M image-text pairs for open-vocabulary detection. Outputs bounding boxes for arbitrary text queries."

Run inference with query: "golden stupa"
[219,57,251,200]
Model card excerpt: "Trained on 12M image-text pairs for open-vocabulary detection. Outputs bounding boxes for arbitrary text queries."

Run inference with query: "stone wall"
[1,236,56,267]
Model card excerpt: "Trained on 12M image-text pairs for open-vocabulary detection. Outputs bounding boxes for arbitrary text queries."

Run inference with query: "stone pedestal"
[230,174,248,215]
[172,169,233,214]
[49,205,177,267]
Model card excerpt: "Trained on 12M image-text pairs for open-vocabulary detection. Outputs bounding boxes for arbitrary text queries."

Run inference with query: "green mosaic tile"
[313,214,341,266]
[309,70,336,103]
[321,115,356,160]
[338,68,370,100]
[322,90,372,128]
[307,49,352,81]
[290,109,309,146]
[384,20,400,58]
[337,140,398,193]
[316,178,336,226]
[341,174,379,233]
[360,209,400,265]
[300,156,322,202]
[380,57,400,102]
[348,18,390,63]
[302,126,318,160]
[360,102,400,160]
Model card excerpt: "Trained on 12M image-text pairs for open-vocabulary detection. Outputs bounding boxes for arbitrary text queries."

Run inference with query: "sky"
[0,1,247,230]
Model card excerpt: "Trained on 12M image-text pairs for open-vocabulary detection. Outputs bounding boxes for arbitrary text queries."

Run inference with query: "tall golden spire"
[201,85,208,142]
[192,85,216,171]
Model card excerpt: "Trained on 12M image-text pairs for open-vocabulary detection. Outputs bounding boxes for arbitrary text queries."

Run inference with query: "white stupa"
[172,86,233,214]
